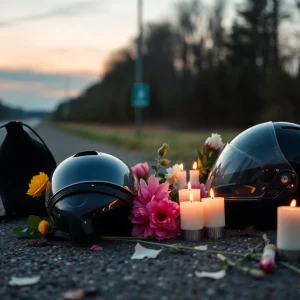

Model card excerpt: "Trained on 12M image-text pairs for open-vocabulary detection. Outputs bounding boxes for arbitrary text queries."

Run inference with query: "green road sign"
[132,83,149,107]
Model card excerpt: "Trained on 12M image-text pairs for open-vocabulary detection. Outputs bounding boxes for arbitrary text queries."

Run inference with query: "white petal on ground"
[194,245,208,251]
[195,270,226,280]
[8,275,41,286]
[131,243,162,259]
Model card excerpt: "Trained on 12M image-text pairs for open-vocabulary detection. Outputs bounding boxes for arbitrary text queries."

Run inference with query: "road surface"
[0,122,299,300]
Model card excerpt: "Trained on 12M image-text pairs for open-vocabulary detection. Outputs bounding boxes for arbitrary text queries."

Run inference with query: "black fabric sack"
[0,121,56,218]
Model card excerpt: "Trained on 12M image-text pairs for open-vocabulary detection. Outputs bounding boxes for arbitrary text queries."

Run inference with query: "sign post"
[132,0,150,136]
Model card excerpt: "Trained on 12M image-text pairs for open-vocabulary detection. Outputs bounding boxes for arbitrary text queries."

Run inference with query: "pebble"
[123,275,134,281]
[206,289,216,296]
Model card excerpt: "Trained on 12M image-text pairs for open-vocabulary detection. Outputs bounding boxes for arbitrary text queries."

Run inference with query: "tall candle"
[179,182,201,202]
[277,200,300,260]
[202,189,225,228]
[189,162,199,184]
[177,163,187,190]
[180,194,203,230]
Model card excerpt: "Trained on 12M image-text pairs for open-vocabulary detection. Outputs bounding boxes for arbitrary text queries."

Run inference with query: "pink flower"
[136,175,169,205]
[131,162,150,180]
[184,182,207,197]
[131,175,180,240]
[146,199,180,240]
[90,245,103,251]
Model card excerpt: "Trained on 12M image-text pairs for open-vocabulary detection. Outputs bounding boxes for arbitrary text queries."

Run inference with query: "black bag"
[0,121,56,218]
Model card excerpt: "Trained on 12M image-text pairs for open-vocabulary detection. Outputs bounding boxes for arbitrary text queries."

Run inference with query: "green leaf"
[14,228,30,238]
[27,215,41,230]
[29,230,41,239]
[151,166,158,171]
[13,226,24,233]
[157,173,165,179]
[14,227,41,239]
[159,178,166,184]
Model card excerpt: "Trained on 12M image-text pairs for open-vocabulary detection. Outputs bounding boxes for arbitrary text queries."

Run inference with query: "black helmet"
[45,151,138,243]
[206,121,300,229]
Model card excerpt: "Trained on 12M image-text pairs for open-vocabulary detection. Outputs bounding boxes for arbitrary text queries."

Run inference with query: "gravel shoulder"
[1,220,299,300]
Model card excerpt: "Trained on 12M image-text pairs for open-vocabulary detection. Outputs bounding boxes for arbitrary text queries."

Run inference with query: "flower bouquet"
[129,133,224,240]
[14,133,224,241]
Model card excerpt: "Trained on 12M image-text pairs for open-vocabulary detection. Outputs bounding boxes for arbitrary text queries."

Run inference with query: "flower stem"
[99,235,255,257]
[235,241,264,266]
[217,254,265,279]
[279,261,300,275]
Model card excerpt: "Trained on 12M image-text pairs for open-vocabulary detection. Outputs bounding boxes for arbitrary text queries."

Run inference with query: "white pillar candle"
[179,182,201,202]
[180,194,203,230]
[189,161,199,184]
[277,200,300,251]
[202,189,225,228]
[177,163,187,190]
[179,189,190,202]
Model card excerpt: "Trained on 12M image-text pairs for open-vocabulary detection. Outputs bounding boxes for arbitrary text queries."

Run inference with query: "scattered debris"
[62,288,101,300]
[8,275,40,287]
[131,243,162,259]
[195,270,226,280]
[89,245,103,251]
[27,240,53,247]
[230,226,256,237]
[194,245,208,251]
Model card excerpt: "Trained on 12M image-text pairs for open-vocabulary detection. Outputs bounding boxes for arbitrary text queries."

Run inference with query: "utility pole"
[135,0,143,136]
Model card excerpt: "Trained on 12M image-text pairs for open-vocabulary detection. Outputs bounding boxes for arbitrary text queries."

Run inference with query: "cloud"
[0,81,47,92]
[0,0,101,28]
[0,69,97,110]
[0,69,96,86]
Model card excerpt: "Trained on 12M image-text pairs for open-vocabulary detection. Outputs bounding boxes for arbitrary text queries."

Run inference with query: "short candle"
[202,189,225,228]
[277,199,300,260]
[180,193,203,230]
[189,161,199,184]
[177,163,187,190]
[179,182,201,202]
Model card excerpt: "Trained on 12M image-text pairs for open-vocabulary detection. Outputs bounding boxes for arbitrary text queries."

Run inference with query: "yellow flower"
[27,172,49,197]
[38,220,49,235]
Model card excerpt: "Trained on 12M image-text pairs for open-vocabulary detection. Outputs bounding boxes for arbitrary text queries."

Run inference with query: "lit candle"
[180,193,203,241]
[189,162,199,184]
[202,189,225,238]
[179,181,200,202]
[277,200,300,261]
[177,163,187,190]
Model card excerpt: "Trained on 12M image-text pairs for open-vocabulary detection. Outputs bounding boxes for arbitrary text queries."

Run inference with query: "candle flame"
[180,163,184,171]
[190,193,194,203]
[188,181,191,190]
[291,199,297,207]
[210,188,214,199]
[193,161,197,170]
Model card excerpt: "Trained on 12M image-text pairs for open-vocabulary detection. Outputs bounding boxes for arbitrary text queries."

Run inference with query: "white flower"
[204,133,224,152]
[165,163,182,187]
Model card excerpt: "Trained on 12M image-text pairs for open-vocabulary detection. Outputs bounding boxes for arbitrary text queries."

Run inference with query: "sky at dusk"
[0,0,241,111]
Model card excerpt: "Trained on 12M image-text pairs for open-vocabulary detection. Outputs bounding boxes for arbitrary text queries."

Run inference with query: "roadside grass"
[52,122,239,165]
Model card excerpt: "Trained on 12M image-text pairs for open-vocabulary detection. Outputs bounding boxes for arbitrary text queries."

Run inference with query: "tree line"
[53,0,300,129]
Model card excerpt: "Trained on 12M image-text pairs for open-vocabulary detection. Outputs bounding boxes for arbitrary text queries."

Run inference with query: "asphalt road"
[1,123,300,300]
